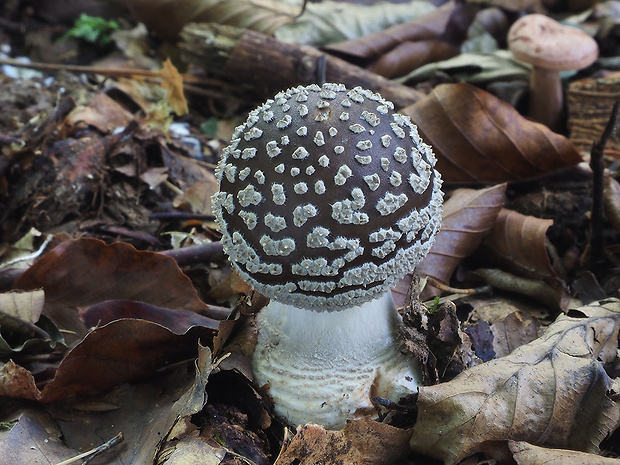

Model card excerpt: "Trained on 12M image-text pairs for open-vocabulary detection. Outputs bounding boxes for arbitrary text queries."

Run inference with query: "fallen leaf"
[82,300,220,334]
[402,83,583,184]
[14,238,207,339]
[274,0,435,48]
[410,298,620,464]
[366,39,458,78]
[0,410,77,464]
[173,176,220,215]
[480,209,556,281]
[417,184,506,292]
[65,91,133,134]
[126,0,301,40]
[324,2,478,61]
[161,58,188,116]
[51,344,213,464]
[490,310,542,358]
[275,419,412,465]
[508,440,620,465]
[163,435,225,464]
[401,50,529,85]
[37,319,214,402]
[0,289,44,324]
[475,209,569,309]
[474,268,566,311]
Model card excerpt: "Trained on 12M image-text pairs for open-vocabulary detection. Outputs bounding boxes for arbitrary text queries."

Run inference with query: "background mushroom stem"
[529,67,563,132]
[252,291,421,430]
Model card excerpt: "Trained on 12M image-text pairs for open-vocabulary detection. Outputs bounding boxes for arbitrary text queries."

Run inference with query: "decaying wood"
[179,23,426,109]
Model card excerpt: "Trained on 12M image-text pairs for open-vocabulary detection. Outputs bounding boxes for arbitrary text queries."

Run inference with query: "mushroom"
[507,14,598,132]
[212,83,443,429]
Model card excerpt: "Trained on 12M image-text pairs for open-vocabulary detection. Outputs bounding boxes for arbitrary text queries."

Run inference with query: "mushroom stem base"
[251,291,421,430]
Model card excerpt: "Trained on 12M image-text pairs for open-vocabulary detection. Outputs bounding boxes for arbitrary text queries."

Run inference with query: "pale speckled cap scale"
[212,83,443,310]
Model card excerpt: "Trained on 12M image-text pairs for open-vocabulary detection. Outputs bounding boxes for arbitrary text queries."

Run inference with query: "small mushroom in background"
[212,83,443,430]
[507,14,598,132]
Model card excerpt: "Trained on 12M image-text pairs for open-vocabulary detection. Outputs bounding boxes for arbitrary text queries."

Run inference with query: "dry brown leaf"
[325,2,478,60]
[402,83,583,184]
[508,440,620,465]
[160,58,188,116]
[173,175,220,215]
[410,298,620,465]
[126,0,301,40]
[275,419,412,465]
[490,311,542,358]
[66,92,133,134]
[366,40,458,78]
[480,209,556,281]
[417,184,506,291]
[14,238,208,340]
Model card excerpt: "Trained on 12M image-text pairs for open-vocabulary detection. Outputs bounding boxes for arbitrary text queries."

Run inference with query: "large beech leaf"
[126,0,301,40]
[14,238,207,339]
[401,83,583,184]
[417,184,506,288]
[410,299,620,465]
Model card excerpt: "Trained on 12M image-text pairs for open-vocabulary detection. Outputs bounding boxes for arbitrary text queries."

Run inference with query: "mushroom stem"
[252,291,421,430]
[528,66,563,132]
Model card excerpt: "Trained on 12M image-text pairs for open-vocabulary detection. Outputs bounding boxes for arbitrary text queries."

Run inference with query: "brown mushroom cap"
[212,83,443,310]
[508,14,598,71]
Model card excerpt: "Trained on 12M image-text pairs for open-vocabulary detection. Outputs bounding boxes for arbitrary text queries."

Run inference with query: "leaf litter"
[0,1,619,464]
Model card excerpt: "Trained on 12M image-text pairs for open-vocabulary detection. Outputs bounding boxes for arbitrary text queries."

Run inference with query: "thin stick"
[590,100,620,263]
[53,432,124,465]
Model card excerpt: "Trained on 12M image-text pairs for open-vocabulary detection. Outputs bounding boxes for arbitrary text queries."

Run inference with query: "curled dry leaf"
[475,208,569,309]
[416,184,506,295]
[508,440,620,465]
[410,298,620,465]
[480,209,555,281]
[401,83,583,184]
[126,0,301,40]
[325,2,478,61]
[275,419,412,465]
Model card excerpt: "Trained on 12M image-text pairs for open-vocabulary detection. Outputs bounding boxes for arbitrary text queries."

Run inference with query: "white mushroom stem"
[528,66,563,132]
[252,291,421,430]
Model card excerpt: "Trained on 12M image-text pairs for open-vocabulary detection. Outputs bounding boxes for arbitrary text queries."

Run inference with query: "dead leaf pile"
[411,299,620,464]
[0,1,619,464]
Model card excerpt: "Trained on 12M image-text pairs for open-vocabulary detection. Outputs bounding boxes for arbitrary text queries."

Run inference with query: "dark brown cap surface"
[212,83,443,310]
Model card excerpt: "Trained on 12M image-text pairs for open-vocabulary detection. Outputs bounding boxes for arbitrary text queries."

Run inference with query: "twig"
[158,241,226,265]
[0,57,246,101]
[589,100,620,263]
[53,432,124,465]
